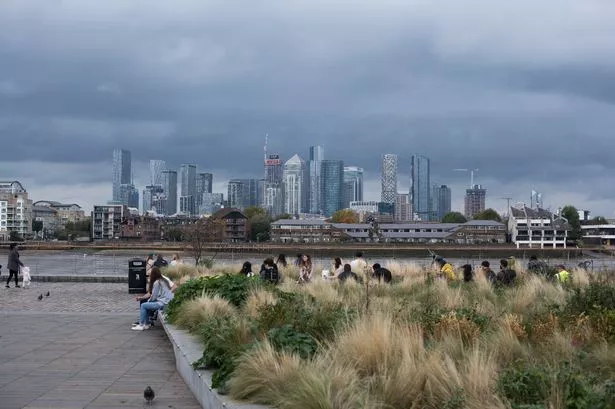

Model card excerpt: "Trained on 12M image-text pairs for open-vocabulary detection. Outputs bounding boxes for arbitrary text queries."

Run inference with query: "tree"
[275,213,292,221]
[185,218,225,266]
[561,205,582,241]
[473,208,502,222]
[251,213,272,242]
[165,228,185,242]
[442,212,467,223]
[32,220,44,237]
[244,206,268,220]
[9,231,22,241]
[331,209,359,224]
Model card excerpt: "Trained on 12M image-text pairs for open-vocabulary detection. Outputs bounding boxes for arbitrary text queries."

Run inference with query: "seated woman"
[239,261,254,277]
[132,267,174,331]
[298,254,313,284]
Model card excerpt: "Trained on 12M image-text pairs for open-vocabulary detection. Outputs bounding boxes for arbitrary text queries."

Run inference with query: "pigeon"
[144,385,155,405]
[45,291,50,297]
[37,294,43,301]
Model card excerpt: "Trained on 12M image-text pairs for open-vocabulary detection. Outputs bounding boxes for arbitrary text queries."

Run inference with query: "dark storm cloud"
[2,0,615,212]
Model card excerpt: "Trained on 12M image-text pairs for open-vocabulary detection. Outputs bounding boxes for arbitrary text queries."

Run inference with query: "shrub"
[266,324,318,359]
[174,295,236,332]
[498,363,550,406]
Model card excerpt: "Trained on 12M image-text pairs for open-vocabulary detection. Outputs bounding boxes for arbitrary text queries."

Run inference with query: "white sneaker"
[131,324,150,331]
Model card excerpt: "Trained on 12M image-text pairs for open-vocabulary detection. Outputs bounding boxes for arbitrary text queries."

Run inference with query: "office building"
[149,160,166,186]
[112,149,131,203]
[395,193,412,222]
[162,170,178,215]
[531,190,543,210]
[431,184,452,221]
[343,166,364,209]
[143,185,165,214]
[320,160,344,217]
[180,164,197,215]
[283,154,307,216]
[227,179,259,210]
[308,145,324,214]
[119,184,139,209]
[381,154,398,204]
[196,172,213,212]
[0,181,33,240]
[264,154,283,216]
[201,192,224,215]
[410,154,430,220]
[464,184,486,219]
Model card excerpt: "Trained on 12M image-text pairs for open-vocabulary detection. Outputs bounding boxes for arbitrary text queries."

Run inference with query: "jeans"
[6,269,18,286]
[139,301,164,325]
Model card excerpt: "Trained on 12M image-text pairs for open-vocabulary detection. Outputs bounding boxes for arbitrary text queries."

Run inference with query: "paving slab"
[0,283,201,409]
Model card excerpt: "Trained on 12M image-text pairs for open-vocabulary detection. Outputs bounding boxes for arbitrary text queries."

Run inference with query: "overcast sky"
[2,1,615,216]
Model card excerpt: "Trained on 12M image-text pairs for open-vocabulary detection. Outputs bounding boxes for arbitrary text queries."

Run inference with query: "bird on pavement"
[144,385,155,405]
[45,291,50,297]
[37,294,43,301]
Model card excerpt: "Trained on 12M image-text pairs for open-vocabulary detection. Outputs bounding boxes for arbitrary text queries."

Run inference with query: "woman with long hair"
[276,254,288,268]
[133,267,174,331]
[298,254,313,283]
[239,261,254,277]
[333,257,344,276]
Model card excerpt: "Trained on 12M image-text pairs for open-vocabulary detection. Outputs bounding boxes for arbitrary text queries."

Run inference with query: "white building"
[282,154,307,216]
[92,205,126,240]
[0,181,33,240]
[508,206,569,248]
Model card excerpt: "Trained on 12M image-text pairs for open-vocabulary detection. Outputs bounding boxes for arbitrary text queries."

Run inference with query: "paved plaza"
[0,283,201,409]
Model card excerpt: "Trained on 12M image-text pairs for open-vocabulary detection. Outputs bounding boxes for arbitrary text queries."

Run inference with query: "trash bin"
[128,258,147,294]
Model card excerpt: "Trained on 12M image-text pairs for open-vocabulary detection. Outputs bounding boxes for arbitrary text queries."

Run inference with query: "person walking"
[6,243,23,288]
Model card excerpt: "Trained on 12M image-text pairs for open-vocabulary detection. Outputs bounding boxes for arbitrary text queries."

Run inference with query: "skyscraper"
[143,185,164,214]
[410,154,430,220]
[112,149,131,203]
[149,160,166,186]
[179,164,197,215]
[162,170,178,215]
[283,154,307,216]
[308,146,324,214]
[264,154,283,216]
[343,166,364,208]
[381,154,398,204]
[465,184,486,219]
[431,184,452,221]
[320,160,344,217]
[196,172,213,213]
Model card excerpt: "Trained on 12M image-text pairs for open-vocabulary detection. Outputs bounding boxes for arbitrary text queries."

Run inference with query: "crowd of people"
[238,251,393,285]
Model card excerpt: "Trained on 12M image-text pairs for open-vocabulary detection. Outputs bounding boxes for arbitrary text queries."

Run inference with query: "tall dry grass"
[174,295,236,331]
[243,288,278,319]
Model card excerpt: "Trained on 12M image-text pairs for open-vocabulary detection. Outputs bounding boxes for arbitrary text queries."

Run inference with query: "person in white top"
[333,257,344,277]
[350,251,367,275]
[170,253,182,266]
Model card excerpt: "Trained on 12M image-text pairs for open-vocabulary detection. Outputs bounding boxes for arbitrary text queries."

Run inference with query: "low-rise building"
[121,214,162,241]
[0,181,33,240]
[33,200,86,237]
[270,219,507,244]
[508,206,569,248]
[210,208,250,242]
[92,205,125,240]
[581,224,615,246]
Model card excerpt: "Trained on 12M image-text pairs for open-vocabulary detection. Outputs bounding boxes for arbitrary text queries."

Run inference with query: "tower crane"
[453,168,480,188]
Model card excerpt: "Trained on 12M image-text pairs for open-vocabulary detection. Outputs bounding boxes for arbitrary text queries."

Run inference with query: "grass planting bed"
[163,262,615,409]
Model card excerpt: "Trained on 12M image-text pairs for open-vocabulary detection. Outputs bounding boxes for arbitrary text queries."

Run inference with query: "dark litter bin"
[128,258,147,294]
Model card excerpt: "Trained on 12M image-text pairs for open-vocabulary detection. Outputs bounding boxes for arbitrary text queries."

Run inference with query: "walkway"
[0,282,201,409]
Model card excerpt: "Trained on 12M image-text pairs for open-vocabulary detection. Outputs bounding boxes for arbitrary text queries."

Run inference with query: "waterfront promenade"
[0,282,200,409]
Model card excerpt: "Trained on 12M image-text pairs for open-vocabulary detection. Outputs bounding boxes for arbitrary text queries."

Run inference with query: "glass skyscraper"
[283,154,307,216]
[431,184,452,221]
[320,160,344,217]
[112,149,131,203]
[343,166,364,209]
[162,170,178,215]
[308,146,324,214]
[149,160,166,186]
[410,154,430,220]
[179,164,197,215]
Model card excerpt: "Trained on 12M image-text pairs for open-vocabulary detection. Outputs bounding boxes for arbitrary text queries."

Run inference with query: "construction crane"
[453,168,479,188]
[500,197,513,218]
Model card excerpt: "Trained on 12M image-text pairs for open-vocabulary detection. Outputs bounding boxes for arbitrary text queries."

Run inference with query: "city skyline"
[2,2,615,217]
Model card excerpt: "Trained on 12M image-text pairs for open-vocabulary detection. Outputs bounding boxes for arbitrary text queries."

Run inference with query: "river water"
[1,249,613,277]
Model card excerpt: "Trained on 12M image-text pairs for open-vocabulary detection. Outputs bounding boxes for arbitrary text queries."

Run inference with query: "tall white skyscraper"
[149,160,166,186]
[112,149,131,202]
[283,154,307,216]
[381,154,398,204]
[308,146,324,214]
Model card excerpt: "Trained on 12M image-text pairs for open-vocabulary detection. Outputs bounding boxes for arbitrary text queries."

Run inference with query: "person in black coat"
[338,264,361,283]
[372,263,392,283]
[6,243,24,288]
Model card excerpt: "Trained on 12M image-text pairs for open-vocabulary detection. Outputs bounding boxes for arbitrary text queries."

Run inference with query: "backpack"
[262,266,279,284]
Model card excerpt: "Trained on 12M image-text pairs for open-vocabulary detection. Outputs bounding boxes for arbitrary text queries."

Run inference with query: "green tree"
[275,213,292,221]
[331,209,359,223]
[473,208,502,222]
[32,220,43,234]
[561,205,582,241]
[244,206,268,220]
[165,228,185,242]
[250,213,272,242]
[9,231,22,241]
[442,212,468,223]
[586,216,608,225]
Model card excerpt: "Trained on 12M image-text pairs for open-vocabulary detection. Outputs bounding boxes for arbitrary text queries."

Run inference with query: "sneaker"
[131,324,150,331]
[5,285,9,288]
[15,285,20,288]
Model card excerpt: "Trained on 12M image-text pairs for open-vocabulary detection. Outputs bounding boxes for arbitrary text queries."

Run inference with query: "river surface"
[1,249,613,276]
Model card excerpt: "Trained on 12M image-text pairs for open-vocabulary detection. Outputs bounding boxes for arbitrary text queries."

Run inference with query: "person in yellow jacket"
[556,265,570,283]
[434,256,456,281]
